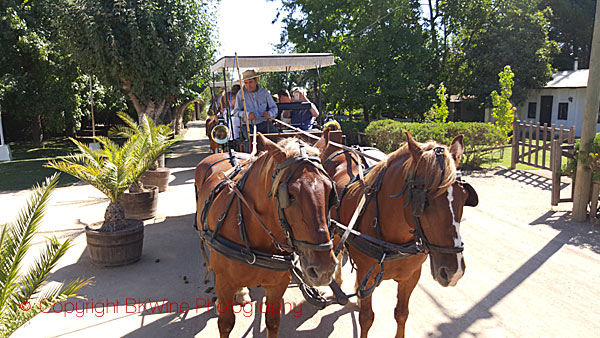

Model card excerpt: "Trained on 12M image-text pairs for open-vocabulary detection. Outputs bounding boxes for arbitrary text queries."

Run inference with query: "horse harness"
[333,146,477,299]
[197,142,339,272]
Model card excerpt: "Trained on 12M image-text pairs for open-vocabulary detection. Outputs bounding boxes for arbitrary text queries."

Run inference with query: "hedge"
[364,119,506,167]
[339,121,370,145]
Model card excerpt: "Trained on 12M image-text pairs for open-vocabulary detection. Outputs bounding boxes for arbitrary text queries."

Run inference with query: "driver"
[233,69,278,135]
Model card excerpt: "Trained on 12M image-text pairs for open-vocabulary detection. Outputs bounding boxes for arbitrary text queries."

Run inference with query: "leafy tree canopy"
[60,0,217,123]
[278,0,435,121]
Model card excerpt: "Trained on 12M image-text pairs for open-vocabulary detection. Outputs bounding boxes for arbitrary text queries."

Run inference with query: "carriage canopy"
[210,53,335,73]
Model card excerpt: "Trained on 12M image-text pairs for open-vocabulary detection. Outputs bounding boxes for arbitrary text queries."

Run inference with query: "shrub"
[339,121,370,145]
[364,119,505,167]
[562,134,600,181]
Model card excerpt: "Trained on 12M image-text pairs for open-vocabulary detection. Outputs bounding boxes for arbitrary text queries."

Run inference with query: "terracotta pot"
[85,220,144,267]
[140,168,170,192]
[120,185,159,220]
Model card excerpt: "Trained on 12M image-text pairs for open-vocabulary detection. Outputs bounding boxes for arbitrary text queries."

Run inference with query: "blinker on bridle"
[267,141,339,252]
[390,146,464,254]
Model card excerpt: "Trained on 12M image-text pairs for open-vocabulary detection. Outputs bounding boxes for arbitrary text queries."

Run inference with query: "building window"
[527,102,536,119]
[558,102,568,120]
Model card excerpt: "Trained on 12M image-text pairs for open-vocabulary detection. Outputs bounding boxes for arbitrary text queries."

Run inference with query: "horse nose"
[437,266,450,286]
[305,263,335,286]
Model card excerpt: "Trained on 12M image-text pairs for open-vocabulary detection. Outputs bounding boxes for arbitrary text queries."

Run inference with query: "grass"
[0,137,98,192]
[478,145,570,170]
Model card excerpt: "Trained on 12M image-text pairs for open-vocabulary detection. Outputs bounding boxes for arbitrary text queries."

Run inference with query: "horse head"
[258,134,338,286]
[393,132,478,287]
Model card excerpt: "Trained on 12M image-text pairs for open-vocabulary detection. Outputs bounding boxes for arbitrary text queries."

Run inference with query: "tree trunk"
[102,201,125,232]
[31,114,43,147]
[173,99,202,135]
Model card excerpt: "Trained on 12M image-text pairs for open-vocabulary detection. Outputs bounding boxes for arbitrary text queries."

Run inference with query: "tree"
[542,0,596,70]
[0,0,82,145]
[491,66,517,141]
[60,0,217,128]
[443,0,559,106]
[0,174,89,337]
[279,0,435,121]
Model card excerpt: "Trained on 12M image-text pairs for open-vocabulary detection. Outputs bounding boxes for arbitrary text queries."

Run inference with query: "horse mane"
[235,137,321,196]
[346,139,456,199]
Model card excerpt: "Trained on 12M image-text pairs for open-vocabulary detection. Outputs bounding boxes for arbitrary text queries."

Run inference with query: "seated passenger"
[289,87,319,130]
[277,89,292,125]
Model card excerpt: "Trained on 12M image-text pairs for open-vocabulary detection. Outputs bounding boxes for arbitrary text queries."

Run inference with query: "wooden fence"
[510,120,575,170]
[550,141,575,206]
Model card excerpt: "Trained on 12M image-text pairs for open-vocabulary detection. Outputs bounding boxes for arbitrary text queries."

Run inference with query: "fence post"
[551,139,561,206]
[510,119,519,169]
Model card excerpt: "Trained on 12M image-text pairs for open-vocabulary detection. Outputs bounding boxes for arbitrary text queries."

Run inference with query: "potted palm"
[46,131,168,266]
[110,112,175,192]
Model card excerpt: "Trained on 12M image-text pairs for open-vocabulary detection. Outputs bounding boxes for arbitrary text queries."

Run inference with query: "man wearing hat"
[233,69,278,135]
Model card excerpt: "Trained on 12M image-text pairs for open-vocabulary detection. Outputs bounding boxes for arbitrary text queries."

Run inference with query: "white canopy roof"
[208,80,241,88]
[210,53,335,73]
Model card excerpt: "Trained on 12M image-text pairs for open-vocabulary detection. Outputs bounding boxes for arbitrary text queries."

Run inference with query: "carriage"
[207,53,344,153]
[196,53,479,337]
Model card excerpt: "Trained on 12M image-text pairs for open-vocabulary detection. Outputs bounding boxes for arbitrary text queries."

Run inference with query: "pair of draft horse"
[194,130,478,338]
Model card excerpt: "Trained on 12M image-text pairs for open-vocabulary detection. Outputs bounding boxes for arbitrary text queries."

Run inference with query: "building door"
[540,96,553,125]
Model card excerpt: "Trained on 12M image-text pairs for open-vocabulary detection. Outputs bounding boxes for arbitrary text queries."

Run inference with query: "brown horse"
[316,131,478,338]
[195,134,338,338]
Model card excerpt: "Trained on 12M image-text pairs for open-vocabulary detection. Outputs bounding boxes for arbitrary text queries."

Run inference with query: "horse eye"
[289,194,295,202]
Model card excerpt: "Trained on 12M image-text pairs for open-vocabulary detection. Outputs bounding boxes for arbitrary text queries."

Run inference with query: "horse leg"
[215,276,237,338]
[393,269,421,338]
[334,250,344,287]
[356,268,375,338]
[263,275,290,338]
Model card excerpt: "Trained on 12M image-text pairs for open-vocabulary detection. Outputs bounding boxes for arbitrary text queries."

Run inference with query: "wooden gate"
[510,120,575,170]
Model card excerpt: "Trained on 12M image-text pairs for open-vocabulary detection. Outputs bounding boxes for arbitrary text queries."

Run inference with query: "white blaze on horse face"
[446,186,464,286]
[311,177,318,191]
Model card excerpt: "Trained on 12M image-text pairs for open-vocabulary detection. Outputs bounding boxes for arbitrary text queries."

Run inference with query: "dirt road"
[4,121,599,337]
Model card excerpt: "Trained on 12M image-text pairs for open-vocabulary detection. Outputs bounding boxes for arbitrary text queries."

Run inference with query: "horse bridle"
[391,146,467,255]
[268,142,339,252]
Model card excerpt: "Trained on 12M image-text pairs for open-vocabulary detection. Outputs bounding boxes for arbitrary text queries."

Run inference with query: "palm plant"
[0,174,89,338]
[109,112,175,170]
[45,133,168,232]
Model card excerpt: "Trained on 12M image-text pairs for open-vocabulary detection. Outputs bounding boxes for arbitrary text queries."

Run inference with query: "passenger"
[289,87,319,130]
[233,70,278,135]
[276,89,292,125]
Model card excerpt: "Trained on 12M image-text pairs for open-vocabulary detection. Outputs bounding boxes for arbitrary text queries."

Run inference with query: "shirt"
[233,87,278,125]
[290,103,317,130]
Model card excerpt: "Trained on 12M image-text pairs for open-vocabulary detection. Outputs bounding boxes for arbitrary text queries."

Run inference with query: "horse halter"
[268,142,339,252]
[391,146,464,255]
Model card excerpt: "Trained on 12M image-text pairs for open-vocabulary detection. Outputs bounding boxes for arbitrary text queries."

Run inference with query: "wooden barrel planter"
[140,168,170,192]
[85,220,144,267]
[120,185,159,220]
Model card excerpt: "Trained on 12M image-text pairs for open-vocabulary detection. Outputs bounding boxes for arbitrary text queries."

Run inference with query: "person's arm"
[233,92,243,118]
[264,91,278,119]
[309,102,319,118]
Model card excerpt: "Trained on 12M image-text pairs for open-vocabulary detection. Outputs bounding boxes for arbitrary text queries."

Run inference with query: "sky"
[216,0,284,58]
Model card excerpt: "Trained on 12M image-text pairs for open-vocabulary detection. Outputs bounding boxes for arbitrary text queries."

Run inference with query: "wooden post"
[551,139,561,206]
[542,123,548,167]
[528,123,533,165]
[535,122,540,166]
[573,2,600,221]
[510,119,519,169]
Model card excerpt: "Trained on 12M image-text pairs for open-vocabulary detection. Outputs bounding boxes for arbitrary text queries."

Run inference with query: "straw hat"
[242,69,262,81]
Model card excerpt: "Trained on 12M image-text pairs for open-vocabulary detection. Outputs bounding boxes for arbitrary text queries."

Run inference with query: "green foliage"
[563,134,600,182]
[425,83,449,123]
[491,66,517,141]
[45,114,175,229]
[60,0,217,122]
[279,0,435,121]
[339,120,370,145]
[364,119,505,167]
[442,0,559,106]
[0,174,89,337]
[543,0,596,70]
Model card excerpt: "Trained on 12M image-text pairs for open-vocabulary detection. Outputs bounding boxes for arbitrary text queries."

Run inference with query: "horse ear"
[449,134,464,164]
[315,129,330,153]
[405,132,422,160]
[257,133,287,163]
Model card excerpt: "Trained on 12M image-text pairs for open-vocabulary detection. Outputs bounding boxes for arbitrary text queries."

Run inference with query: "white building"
[515,64,598,137]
